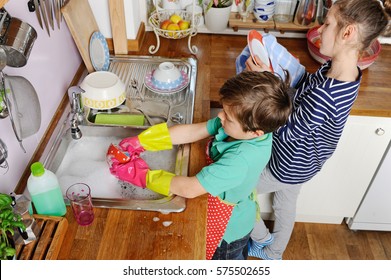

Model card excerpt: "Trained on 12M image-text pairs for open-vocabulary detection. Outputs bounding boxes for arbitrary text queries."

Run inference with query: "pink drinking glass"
[66,183,94,226]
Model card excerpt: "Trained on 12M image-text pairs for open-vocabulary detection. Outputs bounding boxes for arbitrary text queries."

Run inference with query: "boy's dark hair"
[219,71,292,134]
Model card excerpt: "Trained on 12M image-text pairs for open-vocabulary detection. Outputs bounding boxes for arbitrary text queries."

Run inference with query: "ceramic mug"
[155,0,182,10]
[180,0,193,9]
[185,4,204,27]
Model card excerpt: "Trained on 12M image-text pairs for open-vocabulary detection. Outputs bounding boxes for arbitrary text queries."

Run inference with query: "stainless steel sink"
[43,125,189,212]
[40,56,197,213]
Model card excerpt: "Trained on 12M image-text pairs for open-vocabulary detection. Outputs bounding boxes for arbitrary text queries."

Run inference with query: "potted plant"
[0,193,25,260]
[204,0,234,32]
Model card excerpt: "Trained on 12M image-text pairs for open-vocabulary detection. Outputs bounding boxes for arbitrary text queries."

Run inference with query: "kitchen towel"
[236,33,305,88]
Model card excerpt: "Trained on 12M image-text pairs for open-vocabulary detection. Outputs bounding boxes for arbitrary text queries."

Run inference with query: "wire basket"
[149,10,200,39]
[148,10,201,54]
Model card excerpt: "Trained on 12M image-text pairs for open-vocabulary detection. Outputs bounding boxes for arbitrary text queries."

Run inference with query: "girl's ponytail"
[381,0,391,37]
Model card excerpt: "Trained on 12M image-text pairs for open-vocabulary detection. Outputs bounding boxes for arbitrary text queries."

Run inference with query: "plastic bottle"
[27,162,66,216]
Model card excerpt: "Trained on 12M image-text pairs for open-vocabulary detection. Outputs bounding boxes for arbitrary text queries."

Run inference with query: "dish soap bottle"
[27,162,66,216]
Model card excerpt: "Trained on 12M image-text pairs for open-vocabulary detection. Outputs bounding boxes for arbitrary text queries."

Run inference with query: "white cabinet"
[347,144,391,231]
[259,115,391,224]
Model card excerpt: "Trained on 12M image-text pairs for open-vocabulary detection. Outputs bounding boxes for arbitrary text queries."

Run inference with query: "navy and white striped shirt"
[269,60,362,184]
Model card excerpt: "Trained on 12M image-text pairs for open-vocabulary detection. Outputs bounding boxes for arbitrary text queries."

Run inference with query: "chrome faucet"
[68,86,85,140]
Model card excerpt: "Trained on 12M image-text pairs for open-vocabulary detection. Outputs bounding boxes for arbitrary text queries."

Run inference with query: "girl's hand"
[245,55,271,72]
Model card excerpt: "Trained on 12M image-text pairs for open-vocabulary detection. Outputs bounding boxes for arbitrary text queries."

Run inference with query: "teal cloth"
[197,117,272,243]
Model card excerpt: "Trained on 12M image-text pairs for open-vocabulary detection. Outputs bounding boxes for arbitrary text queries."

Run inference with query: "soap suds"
[162,221,173,227]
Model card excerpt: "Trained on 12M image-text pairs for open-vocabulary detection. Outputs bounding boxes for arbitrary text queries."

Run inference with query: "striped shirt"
[269,60,362,184]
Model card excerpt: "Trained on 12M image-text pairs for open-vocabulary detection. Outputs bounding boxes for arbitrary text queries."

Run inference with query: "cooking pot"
[80,71,126,110]
[0,17,37,67]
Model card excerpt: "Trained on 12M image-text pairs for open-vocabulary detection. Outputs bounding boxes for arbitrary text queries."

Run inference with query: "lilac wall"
[0,2,82,194]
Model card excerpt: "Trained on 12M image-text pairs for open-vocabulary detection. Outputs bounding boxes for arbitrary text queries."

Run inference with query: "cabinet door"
[348,143,391,231]
[259,116,391,224]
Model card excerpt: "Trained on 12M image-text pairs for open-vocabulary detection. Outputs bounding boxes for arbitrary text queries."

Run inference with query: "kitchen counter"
[200,35,391,117]
[18,32,391,260]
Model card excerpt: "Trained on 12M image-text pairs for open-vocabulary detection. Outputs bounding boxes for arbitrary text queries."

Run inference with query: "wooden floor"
[250,220,391,260]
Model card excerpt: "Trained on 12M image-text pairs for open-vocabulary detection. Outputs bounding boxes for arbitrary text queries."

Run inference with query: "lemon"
[169,14,182,24]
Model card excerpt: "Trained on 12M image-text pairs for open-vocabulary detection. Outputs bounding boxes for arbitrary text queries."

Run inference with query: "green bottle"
[27,162,66,216]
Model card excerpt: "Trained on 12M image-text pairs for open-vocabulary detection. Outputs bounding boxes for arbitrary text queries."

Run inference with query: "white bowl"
[254,5,275,13]
[254,0,275,7]
[151,62,183,90]
[80,71,126,110]
[253,10,274,21]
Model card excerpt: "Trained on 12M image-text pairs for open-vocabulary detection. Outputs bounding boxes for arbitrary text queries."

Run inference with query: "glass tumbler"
[66,183,95,226]
[274,0,294,23]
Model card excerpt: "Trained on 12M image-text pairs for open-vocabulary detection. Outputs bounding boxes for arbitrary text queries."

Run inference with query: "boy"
[108,71,291,260]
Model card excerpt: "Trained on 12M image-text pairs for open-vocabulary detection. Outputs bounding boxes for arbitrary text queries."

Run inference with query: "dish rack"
[148,4,201,54]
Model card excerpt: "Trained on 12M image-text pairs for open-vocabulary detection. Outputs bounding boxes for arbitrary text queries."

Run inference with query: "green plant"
[205,0,233,12]
[0,193,25,260]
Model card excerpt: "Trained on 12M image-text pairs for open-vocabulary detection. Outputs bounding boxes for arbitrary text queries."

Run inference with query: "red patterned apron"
[205,138,235,260]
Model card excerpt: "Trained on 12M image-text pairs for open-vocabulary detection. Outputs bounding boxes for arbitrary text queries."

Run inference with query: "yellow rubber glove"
[119,122,173,155]
[146,170,175,196]
[139,122,173,151]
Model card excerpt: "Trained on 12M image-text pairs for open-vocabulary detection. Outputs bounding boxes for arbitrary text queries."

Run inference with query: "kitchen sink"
[40,56,197,213]
[43,125,189,212]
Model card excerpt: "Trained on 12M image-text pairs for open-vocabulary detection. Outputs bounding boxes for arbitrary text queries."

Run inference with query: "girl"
[244,0,391,260]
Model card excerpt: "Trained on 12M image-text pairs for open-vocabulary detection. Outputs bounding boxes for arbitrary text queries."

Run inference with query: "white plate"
[144,69,190,94]
[89,31,110,71]
[247,30,270,68]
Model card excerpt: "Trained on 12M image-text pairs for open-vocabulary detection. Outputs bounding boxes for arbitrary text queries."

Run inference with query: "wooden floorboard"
[249,220,391,260]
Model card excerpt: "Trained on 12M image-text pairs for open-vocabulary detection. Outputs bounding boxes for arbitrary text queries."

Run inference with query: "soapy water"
[55,135,177,200]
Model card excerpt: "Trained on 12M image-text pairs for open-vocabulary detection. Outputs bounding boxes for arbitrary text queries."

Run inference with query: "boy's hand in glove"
[119,123,173,156]
[108,150,175,197]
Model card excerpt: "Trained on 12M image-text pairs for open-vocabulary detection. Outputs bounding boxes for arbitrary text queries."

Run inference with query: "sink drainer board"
[83,56,197,129]
[109,56,196,106]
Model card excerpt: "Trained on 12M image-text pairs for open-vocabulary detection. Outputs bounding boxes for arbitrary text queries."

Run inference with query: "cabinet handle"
[375,128,385,136]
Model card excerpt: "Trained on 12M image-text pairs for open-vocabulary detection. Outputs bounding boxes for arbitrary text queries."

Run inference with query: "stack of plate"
[253,0,275,22]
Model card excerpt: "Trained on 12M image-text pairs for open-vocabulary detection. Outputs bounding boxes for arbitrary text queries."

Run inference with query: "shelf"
[229,12,319,34]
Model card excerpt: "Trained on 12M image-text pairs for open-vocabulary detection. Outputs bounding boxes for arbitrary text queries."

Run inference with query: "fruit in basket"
[160,19,172,30]
[178,20,190,30]
[167,23,180,38]
[169,14,182,24]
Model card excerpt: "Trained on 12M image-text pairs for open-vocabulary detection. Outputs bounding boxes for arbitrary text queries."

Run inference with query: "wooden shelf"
[229,12,319,34]
[15,214,68,260]
[0,0,9,9]
[229,12,275,32]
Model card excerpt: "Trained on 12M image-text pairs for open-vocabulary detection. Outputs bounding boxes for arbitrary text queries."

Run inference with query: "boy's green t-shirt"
[196,117,272,243]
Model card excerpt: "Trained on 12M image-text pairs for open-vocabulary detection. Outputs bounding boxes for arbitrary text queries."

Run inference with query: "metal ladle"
[0,47,8,118]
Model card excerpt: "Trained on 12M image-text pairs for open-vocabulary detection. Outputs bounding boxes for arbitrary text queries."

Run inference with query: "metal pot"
[0,17,37,67]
